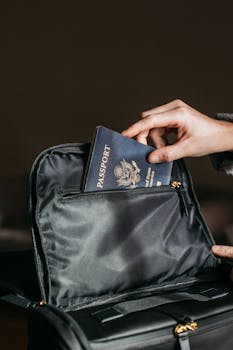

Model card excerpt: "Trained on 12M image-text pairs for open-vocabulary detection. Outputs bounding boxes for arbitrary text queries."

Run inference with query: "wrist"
[209,118,233,174]
[217,120,233,152]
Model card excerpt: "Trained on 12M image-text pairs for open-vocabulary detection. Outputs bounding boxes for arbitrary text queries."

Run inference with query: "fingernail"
[212,245,220,252]
[149,155,159,163]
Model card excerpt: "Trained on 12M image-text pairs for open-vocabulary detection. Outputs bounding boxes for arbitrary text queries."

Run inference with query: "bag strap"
[92,287,228,350]
[92,287,228,323]
[0,283,36,309]
[0,292,34,309]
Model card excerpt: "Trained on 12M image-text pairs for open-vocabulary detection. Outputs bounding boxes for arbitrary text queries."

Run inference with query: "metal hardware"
[171,181,182,188]
[171,180,189,216]
[36,300,47,307]
[174,321,198,335]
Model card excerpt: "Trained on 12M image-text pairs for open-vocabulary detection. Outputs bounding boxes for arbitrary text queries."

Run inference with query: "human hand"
[122,99,233,163]
[212,245,233,281]
[212,245,233,259]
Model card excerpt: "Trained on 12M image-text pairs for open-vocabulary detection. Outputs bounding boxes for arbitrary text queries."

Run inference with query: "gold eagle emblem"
[114,159,141,189]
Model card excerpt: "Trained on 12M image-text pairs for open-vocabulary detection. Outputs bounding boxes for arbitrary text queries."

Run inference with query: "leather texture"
[178,332,191,350]
[69,282,233,342]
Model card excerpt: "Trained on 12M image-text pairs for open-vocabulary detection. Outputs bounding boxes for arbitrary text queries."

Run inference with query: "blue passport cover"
[83,126,173,192]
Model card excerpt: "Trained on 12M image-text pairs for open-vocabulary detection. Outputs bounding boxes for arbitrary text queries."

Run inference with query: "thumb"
[147,143,186,163]
[212,245,233,259]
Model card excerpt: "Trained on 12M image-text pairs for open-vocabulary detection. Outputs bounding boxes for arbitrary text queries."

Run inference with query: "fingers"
[122,109,182,138]
[148,128,167,148]
[212,245,233,259]
[147,142,186,163]
[141,99,187,118]
[135,130,149,145]
[136,129,167,148]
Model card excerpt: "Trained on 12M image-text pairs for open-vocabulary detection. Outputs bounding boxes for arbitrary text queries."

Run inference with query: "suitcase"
[1,142,233,350]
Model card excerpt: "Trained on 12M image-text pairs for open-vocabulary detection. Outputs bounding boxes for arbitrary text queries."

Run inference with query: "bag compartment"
[30,144,219,310]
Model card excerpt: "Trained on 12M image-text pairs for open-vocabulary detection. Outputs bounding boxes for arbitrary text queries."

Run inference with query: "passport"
[83,126,173,192]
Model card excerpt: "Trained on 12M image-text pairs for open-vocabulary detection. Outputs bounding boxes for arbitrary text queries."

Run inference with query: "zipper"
[59,180,189,217]
[59,184,173,198]
[171,181,189,216]
[175,159,217,248]
[59,180,185,198]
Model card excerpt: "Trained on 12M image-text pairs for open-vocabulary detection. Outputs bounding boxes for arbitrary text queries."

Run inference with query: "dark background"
[0,2,232,250]
[0,3,232,348]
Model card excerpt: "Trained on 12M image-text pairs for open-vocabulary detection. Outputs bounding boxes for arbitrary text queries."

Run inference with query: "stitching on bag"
[58,277,201,311]
[58,189,176,204]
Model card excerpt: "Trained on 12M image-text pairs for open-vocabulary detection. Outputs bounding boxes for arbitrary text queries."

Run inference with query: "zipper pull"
[171,181,189,216]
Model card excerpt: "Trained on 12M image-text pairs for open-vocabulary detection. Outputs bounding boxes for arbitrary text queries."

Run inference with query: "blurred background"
[1,1,232,253]
[0,2,233,348]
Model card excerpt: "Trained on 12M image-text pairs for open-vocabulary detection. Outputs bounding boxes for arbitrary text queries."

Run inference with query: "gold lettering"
[96,144,111,189]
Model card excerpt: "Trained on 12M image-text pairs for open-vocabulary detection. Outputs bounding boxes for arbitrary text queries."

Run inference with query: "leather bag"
[1,142,233,349]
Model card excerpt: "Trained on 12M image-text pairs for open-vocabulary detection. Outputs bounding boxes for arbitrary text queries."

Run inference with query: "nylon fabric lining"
[32,146,219,309]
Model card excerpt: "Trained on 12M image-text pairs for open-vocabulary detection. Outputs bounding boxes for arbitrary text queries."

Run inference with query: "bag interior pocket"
[31,145,219,310]
[37,186,218,309]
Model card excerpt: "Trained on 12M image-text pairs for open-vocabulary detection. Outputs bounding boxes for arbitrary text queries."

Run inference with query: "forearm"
[210,114,233,175]
[216,120,233,153]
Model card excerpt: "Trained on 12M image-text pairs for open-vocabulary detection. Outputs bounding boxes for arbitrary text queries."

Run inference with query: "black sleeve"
[209,113,233,176]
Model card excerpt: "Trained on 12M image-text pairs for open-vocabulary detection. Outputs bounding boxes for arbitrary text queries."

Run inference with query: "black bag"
[1,142,233,350]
